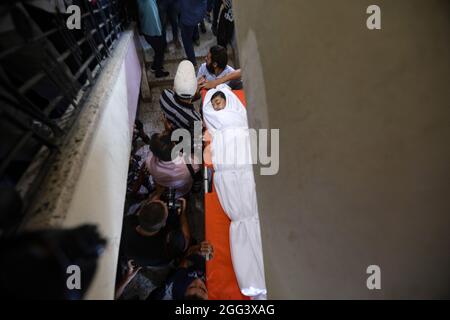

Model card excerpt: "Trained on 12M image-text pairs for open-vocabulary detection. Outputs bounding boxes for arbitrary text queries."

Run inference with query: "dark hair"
[211,91,226,103]
[209,45,228,70]
[0,225,106,299]
[138,202,167,233]
[150,133,174,162]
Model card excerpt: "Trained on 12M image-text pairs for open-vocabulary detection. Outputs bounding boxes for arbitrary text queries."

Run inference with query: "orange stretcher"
[202,89,250,300]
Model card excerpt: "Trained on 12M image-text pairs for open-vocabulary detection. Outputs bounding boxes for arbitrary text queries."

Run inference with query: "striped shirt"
[159,89,202,134]
[223,0,233,8]
[223,0,234,22]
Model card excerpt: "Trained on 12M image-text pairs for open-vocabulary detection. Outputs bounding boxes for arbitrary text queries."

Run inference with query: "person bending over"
[135,132,200,199]
[119,199,190,268]
[159,60,202,140]
[116,198,191,299]
[197,45,242,90]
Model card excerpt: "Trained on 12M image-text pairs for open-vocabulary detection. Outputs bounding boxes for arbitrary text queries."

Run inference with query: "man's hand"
[199,241,214,260]
[125,260,142,283]
[198,76,207,87]
[200,79,221,90]
[199,69,242,90]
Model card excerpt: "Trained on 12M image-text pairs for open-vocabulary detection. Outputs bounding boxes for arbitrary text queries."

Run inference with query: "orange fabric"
[202,89,250,300]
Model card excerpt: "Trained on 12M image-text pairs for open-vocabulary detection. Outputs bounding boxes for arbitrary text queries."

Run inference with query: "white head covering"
[203,84,248,134]
[174,60,197,98]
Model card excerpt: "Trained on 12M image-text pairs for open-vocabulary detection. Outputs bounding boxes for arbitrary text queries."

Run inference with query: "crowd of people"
[137,0,237,77]
[116,0,244,300]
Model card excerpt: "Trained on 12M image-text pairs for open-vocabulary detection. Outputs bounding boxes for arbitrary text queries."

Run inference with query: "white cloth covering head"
[174,60,197,98]
[202,85,267,298]
[203,84,248,134]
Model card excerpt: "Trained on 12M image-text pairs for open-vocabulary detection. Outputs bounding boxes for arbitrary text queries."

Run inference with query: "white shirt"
[197,63,235,84]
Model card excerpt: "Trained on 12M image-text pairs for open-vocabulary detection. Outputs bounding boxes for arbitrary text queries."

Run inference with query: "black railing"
[0,0,129,233]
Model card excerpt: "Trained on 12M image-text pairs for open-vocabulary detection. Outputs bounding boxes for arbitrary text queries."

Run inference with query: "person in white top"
[197,45,242,90]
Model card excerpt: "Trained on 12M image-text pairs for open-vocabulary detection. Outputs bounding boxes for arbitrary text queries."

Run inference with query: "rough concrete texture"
[22,30,137,231]
[233,0,450,299]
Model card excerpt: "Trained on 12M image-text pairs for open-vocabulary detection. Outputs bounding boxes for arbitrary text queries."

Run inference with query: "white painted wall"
[62,37,141,300]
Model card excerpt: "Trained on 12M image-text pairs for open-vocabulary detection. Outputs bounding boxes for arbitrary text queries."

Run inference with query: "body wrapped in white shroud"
[203,85,267,298]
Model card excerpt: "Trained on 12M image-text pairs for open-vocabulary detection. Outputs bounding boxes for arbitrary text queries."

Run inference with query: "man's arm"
[181,241,214,267]
[194,64,208,100]
[199,69,241,90]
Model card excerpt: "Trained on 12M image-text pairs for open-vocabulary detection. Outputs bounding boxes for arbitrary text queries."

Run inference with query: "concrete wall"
[23,30,141,299]
[63,36,141,300]
[233,0,450,299]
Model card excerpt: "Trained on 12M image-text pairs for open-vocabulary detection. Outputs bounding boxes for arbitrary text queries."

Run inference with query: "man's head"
[185,278,208,300]
[150,133,175,162]
[210,91,227,111]
[137,200,168,234]
[174,60,197,100]
[206,45,228,75]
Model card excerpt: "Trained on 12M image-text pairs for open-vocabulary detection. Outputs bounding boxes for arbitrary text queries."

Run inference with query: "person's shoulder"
[161,88,175,98]
[160,89,176,107]
[226,65,236,72]
[197,63,207,76]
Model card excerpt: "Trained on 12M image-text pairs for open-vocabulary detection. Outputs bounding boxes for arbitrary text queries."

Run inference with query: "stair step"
[143,20,237,88]
[143,42,204,65]
[147,58,205,88]
[143,22,217,65]
[138,86,171,135]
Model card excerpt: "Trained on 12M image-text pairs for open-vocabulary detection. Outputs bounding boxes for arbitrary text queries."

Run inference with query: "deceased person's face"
[211,96,226,111]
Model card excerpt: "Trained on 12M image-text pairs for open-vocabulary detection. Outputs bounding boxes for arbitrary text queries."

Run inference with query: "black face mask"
[206,62,215,75]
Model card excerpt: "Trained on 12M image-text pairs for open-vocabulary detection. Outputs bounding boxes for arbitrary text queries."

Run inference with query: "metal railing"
[0,0,129,232]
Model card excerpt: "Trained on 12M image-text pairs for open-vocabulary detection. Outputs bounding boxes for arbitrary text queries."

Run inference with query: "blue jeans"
[180,23,198,66]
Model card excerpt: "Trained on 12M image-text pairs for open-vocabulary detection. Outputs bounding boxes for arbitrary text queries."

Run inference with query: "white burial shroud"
[203,85,267,298]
